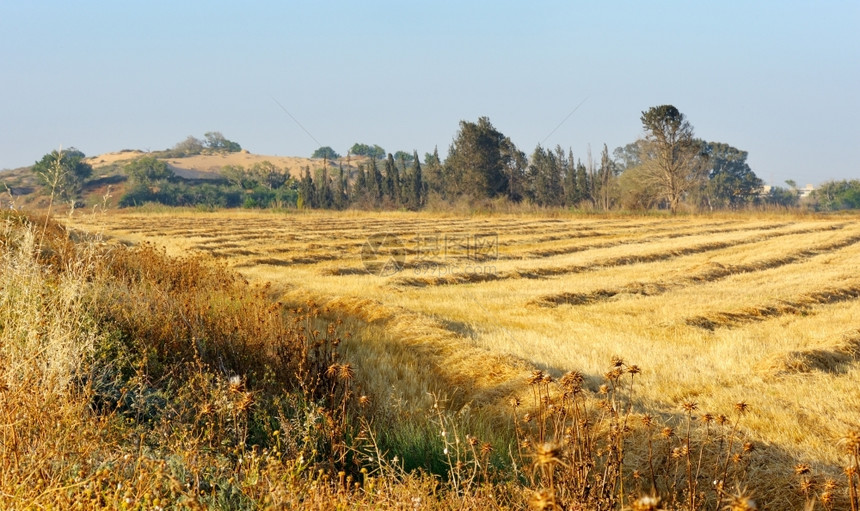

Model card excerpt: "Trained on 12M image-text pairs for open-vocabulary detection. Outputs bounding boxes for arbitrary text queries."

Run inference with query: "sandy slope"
[86,150,361,179]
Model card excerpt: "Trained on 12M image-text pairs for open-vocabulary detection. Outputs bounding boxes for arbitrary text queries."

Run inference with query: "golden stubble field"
[71,210,860,497]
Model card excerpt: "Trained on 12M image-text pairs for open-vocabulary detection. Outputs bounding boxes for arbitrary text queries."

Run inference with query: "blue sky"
[1,1,857,186]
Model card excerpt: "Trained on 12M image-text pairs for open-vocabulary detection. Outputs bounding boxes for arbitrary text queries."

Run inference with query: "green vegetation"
[812,180,860,211]
[125,156,174,185]
[15,112,859,213]
[32,147,93,202]
[312,146,341,159]
[158,132,242,158]
[349,142,386,159]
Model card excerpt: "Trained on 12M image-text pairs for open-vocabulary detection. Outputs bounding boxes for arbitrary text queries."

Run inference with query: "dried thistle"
[794,463,811,476]
[632,495,663,511]
[237,392,255,413]
[480,442,493,457]
[338,363,354,382]
[228,375,244,394]
[641,414,654,428]
[528,370,545,386]
[528,488,557,510]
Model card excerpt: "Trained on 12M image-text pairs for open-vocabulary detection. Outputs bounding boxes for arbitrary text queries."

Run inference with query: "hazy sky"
[2,1,857,185]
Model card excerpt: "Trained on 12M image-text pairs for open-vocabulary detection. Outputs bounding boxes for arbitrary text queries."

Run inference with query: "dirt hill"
[1,150,365,209]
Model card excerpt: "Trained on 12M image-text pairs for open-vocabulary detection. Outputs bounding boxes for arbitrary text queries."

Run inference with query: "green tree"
[406,150,424,209]
[32,148,93,201]
[204,132,242,152]
[352,164,368,203]
[316,167,334,208]
[423,147,445,198]
[312,146,341,159]
[383,153,402,205]
[445,117,512,199]
[298,166,317,208]
[125,156,174,185]
[170,136,206,157]
[251,161,287,190]
[528,145,564,207]
[349,143,385,159]
[575,160,590,206]
[221,164,258,189]
[595,144,617,210]
[812,180,860,211]
[393,151,414,164]
[698,142,763,210]
[370,157,384,204]
[501,137,528,202]
[766,186,799,208]
[639,105,705,213]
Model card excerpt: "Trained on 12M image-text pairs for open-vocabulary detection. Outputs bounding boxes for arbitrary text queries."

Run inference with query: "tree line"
[26,110,860,212]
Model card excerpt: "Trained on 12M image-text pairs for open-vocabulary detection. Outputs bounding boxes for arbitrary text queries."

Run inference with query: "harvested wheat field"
[70,210,860,506]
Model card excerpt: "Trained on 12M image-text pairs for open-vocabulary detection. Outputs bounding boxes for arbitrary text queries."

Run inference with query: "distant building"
[798,184,815,198]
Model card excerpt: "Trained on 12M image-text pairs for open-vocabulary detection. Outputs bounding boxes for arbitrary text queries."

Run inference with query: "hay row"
[390,224,846,287]
[686,283,860,330]
[533,231,860,307]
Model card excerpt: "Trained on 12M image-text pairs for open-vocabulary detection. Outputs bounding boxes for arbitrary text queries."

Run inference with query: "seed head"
[641,414,654,428]
[533,442,565,469]
[682,401,698,413]
[840,430,860,454]
[326,364,340,379]
[631,495,662,511]
[560,371,584,391]
[627,365,641,375]
[528,488,556,511]
[228,375,244,394]
[338,363,354,381]
[734,401,749,415]
[660,427,674,439]
[794,463,811,476]
[237,392,255,413]
[480,442,493,457]
[611,355,624,368]
[727,495,757,511]
[528,370,545,386]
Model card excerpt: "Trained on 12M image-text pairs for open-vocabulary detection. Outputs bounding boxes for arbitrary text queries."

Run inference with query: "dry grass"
[64,209,860,508]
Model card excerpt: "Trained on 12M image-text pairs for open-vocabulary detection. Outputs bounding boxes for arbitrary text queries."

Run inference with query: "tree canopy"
[445,117,520,199]
[312,146,341,159]
[32,148,92,201]
[125,156,174,185]
[349,143,385,159]
[638,105,705,213]
[698,142,763,209]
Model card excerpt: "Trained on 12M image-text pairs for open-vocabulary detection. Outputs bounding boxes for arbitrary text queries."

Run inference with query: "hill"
[1,149,361,209]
